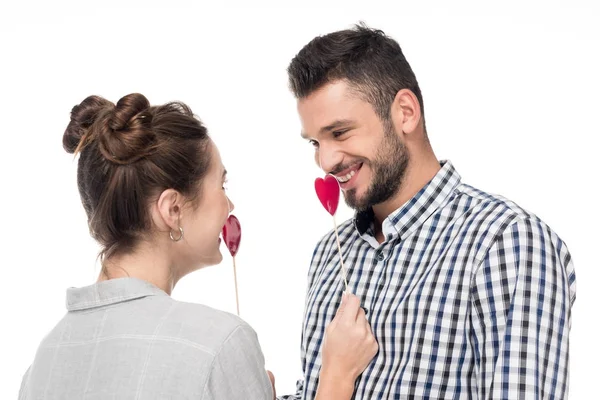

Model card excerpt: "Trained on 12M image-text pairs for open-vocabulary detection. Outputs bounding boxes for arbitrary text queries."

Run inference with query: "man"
[281,24,576,399]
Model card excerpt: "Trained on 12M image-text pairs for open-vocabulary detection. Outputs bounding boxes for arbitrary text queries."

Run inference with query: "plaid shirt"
[281,161,576,399]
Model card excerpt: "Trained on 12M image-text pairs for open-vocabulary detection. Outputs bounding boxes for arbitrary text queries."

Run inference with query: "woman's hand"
[267,370,275,400]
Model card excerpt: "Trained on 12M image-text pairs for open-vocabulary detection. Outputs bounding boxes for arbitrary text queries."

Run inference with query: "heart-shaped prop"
[315,174,340,216]
[222,214,242,316]
[314,174,348,292]
[222,214,241,257]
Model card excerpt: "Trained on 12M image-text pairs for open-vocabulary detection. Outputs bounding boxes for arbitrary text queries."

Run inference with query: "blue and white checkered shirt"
[281,160,576,399]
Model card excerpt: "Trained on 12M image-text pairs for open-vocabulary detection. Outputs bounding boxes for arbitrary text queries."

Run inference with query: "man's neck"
[372,155,441,240]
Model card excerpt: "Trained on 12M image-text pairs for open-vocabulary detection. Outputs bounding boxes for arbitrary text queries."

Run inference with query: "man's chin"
[344,190,370,211]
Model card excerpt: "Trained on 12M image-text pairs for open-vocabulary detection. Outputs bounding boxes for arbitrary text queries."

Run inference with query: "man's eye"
[308,139,319,148]
[332,129,348,138]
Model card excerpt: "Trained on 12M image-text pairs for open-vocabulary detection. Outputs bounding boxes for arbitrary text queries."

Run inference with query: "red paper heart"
[222,214,242,257]
[315,175,340,216]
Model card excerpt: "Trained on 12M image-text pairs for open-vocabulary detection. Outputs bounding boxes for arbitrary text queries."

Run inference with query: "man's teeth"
[337,169,356,183]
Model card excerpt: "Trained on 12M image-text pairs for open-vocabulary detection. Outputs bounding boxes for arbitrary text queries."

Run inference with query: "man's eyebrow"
[320,119,354,134]
[301,119,355,139]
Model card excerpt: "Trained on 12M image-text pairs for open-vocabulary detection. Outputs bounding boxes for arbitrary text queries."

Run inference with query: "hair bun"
[97,93,157,164]
[109,93,151,131]
[63,95,112,154]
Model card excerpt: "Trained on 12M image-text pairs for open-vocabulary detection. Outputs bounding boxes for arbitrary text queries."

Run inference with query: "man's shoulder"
[455,182,567,261]
[456,182,544,228]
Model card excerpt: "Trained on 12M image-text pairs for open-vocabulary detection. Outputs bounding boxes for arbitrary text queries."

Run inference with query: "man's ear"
[390,88,421,136]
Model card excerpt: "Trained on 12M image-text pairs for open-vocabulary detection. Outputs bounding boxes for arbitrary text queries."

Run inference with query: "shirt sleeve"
[277,242,324,400]
[202,324,273,400]
[277,379,304,400]
[470,217,576,399]
[19,366,31,399]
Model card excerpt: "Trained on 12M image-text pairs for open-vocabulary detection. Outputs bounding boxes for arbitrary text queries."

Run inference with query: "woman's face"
[176,140,234,271]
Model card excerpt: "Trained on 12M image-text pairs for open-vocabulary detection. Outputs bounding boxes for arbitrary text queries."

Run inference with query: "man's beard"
[344,122,409,211]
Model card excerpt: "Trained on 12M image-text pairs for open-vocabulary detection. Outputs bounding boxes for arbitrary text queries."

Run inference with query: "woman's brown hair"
[63,93,211,262]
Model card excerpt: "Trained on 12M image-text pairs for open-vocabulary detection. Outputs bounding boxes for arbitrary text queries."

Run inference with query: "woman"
[18,93,377,399]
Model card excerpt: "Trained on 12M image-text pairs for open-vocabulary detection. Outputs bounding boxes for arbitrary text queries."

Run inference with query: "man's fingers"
[337,292,361,323]
[356,306,366,323]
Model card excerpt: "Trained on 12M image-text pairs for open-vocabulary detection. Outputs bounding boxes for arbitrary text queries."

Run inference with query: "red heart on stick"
[315,175,340,216]
[222,214,241,257]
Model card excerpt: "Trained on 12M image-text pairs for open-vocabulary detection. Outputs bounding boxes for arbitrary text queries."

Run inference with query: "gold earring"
[169,227,184,242]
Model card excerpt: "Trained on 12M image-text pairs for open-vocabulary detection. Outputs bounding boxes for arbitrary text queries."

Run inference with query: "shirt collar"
[66,277,169,311]
[354,160,461,242]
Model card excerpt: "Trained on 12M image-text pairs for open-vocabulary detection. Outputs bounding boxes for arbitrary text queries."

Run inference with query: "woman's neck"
[97,243,177,295]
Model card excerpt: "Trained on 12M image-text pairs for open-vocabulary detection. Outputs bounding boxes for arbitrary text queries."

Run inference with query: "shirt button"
[376,252,385,261]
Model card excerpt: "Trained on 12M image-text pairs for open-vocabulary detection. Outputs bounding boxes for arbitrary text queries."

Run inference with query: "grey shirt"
[19,277,273,399]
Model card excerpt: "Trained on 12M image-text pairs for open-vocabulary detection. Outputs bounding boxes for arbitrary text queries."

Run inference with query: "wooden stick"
[332,214,349,292]
[233,257,240,316]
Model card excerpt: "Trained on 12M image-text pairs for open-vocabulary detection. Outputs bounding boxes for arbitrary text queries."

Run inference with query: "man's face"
[298,80,409,211]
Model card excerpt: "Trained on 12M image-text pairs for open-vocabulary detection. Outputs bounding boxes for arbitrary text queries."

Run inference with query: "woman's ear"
[155,188,183,231]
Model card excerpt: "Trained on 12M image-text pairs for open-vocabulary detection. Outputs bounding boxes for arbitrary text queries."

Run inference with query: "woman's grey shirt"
[19,278,273,399]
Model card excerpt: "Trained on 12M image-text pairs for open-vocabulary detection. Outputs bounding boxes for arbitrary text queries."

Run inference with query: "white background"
[1,1,598,398]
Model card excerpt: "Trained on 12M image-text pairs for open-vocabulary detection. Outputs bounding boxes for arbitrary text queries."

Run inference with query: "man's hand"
[320,292,378,383]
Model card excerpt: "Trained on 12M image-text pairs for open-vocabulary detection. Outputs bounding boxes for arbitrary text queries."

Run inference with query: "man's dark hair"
[287,23,425,127]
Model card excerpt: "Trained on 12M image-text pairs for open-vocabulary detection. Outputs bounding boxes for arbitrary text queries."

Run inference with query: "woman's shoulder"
[165,299,258,353]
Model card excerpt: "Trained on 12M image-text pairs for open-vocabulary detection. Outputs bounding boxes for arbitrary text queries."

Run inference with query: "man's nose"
[317,142,343,174]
